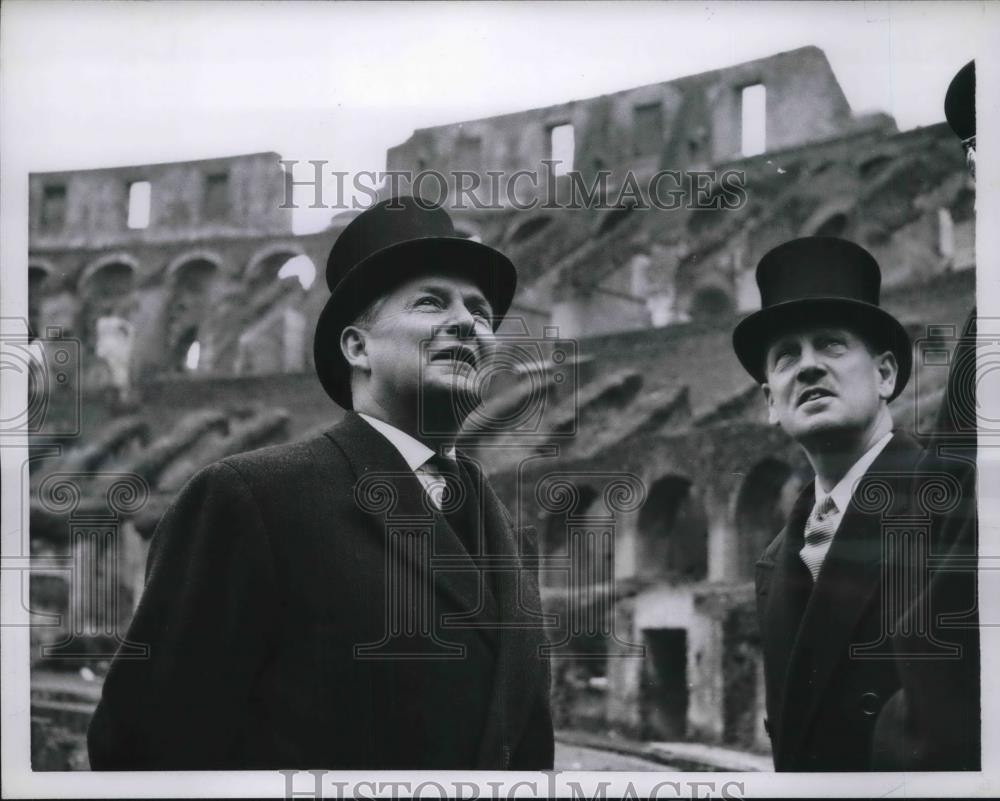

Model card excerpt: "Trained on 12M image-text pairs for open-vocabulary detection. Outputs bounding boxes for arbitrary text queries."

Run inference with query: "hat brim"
[314,236,517,409]
[732,298,912,401]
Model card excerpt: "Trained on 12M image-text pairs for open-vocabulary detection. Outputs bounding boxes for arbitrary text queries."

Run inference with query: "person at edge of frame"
[86,196,555,770]
[733,235,924,770]
[870,58,980,772]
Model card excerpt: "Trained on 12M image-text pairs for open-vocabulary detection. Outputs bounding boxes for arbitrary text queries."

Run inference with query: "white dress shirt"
[806,430,894,574]
[357,413,456,510]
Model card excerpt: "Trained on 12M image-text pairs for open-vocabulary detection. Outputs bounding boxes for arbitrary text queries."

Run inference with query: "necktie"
[426,454,481,556]
[800,495,838,581]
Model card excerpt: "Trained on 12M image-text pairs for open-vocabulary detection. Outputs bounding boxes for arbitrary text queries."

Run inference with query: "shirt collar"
[814,430,894,513]
[357,413,455,471]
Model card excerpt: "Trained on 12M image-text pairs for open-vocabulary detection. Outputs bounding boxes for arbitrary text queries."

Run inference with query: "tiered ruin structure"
[27,46,974,767]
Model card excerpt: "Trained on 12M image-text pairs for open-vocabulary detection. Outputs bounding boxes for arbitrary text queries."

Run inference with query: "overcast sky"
[2,0,990,233]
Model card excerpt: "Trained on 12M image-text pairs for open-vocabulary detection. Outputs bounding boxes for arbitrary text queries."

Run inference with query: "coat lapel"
[324,413,498,641]
[777,432,922,757]
[326,415,547,766]
[462,456,549,768]
[759,482,815,762]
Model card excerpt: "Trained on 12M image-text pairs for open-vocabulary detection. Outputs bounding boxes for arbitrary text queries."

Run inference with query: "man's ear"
[340,325,369,372]
[875,350,898,401]
[762,383,779,425]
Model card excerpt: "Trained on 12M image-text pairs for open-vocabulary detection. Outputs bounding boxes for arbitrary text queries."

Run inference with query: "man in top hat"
[870,59,980,771]
[88,196,554,770]
[734,236,925,771]
[936,58,977,437]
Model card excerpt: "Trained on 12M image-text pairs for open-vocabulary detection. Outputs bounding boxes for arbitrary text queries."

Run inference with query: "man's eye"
[820,338,846,351]
[772,349,793,368]
[415,296,442,308]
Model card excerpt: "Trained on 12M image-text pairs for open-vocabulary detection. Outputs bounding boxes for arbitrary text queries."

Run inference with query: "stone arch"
[734,458,804,579]
[79,257,137,353]
[79,252,140,291]
[28,258,57,279]
[245,242,308,285]
[233,245,316,375]
[800,197,854,238]
[164,255,224,372]
[688,283,734,322]
[165,249,224,282]
[637,475,708,581]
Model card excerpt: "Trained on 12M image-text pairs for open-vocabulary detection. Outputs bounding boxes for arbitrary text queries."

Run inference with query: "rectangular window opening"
[204,172,230,221]
[549,123,575,176]
[41,185,67,231]
[126,181,151,229]
[740,84,766,157]
[634,103,663,156]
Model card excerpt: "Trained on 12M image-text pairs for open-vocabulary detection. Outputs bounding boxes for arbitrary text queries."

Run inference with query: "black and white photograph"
[1,1,997,797]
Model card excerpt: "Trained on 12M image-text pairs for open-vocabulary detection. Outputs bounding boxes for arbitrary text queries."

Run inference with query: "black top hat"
[314,196,517,409]
[945,60,975,141]
[732,237,911,401]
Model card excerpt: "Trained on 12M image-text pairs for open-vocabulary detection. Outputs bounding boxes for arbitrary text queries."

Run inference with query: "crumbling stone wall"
[29,153,341,388]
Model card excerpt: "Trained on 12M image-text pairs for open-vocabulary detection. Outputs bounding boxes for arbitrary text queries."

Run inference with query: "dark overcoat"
[755,431,924,771]
[872,308,980,771]
[88,411,554,770]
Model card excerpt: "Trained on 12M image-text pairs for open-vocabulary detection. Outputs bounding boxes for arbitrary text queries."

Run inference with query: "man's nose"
[441,302,478,338]
[795,345,826,382]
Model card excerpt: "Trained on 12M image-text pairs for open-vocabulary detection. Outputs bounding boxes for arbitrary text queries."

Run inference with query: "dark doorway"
[640,628,689,741]
[637,476,708,581]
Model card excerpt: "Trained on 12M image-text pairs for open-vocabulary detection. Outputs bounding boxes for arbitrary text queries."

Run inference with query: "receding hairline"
[345,271,494,331]
[761,321,895,372]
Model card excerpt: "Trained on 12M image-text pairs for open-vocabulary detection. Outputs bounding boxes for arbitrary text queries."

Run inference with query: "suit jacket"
[755,431,923,771]
[88,411,554,770]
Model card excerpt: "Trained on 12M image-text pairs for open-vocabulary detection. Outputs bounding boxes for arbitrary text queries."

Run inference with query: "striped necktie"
[426,454,481,556]
[800,494,838,581]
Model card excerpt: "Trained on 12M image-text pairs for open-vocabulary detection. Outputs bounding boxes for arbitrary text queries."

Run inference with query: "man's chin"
[421,377,484,408]
[789,413,845,442]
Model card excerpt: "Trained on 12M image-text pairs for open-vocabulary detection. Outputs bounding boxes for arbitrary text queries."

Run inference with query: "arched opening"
[276,254,317,290]
[235,249,316,375]
[637,475,708,581]
[166,258,219,373]
[80,262,135,353]
[247,249,316,297]
[688,285,734,322]
[734,458,804,579]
